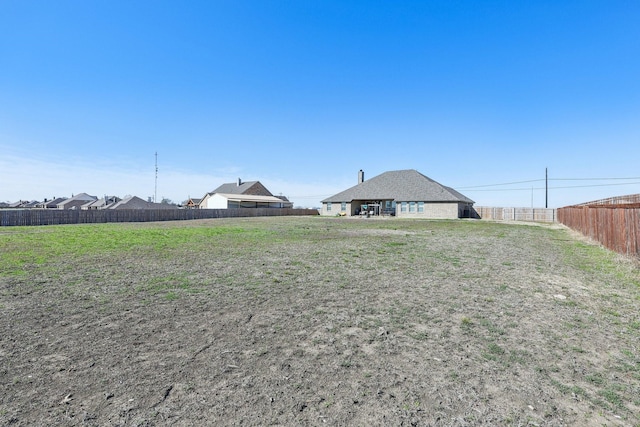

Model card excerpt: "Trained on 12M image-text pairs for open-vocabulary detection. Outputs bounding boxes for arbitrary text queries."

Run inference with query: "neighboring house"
[8,199,53,209]
[22,200,41,208]
[275,195,293,206]
[107,196,179,210]
[184,198,202,209]
[210,179,273,197]
[82,196,121,210]
[321,169,474,219]
[8,200,29,208]
[199,178,291,209]
[57,193,98,210]
[37,197,68,209]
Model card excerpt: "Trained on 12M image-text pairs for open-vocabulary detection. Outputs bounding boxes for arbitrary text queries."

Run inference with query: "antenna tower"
[154,152,158,203]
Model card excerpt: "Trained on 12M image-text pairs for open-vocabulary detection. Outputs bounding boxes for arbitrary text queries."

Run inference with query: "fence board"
[0,208,319,227]
[474,207,557,223]
[558,206,640,257]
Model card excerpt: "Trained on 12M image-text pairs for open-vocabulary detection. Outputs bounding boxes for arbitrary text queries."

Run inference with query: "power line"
[464,187,546,192]
[549,181,640,189]
[456,179,544,189]
[550,177,640,181]
[457,175,640,190]
[289,175,640,198]
[464,181,640,192]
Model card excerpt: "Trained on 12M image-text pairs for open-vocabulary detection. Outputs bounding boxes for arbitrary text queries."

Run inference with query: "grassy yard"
[1,217,639,426]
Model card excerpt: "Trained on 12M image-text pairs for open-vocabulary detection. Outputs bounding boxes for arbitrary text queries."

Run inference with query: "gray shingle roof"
[322,170,474,204]
[108,196,178,210]
[210,181,260,195]
[44,197,67,208]
[57,193,97,209]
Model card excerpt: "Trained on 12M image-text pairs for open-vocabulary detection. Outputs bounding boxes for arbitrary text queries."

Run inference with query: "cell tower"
[154,152,158,203]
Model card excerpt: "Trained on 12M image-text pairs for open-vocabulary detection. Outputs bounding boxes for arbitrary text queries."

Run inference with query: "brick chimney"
[358,170,364,184]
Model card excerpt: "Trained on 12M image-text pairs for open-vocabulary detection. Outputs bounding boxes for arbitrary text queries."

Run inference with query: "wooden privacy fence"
[474,207,557,223]
[558,205,640,257]
[0,208,319,227]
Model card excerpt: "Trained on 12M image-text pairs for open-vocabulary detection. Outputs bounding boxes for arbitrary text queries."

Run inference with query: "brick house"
[321,169,474,219]
[199,179,293,209]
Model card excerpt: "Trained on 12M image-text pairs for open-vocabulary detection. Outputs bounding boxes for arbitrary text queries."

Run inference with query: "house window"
[341,202,346,211]
[327,202,332,212]
[409,202,416,213]
[401,202,407,213]
[418,202,424,213]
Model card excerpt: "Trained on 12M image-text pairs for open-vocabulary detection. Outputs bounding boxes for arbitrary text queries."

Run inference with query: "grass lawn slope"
[1,217,639,426]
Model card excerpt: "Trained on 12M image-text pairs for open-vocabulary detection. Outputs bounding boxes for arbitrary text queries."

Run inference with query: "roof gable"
[209,180,273,196]
[83,196,121,209]
[107,196,178,210]
[45,197,67,208]
[322,169,474,204]
[58,193,97,206]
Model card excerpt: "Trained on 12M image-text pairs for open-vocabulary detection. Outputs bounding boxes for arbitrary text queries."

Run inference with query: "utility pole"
[154,152,158,203]
[545,167,548,208]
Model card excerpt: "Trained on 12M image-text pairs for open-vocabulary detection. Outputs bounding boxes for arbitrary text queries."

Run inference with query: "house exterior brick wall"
[321,201,351,216]
[321,201,467,219]
[396,202,460,219]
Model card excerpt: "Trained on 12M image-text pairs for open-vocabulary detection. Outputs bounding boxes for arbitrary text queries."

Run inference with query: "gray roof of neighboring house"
[107,196,149,209]
[82,199,102,209]
[44,197,67,208]
[57,193,97,207]
[107,196,137,209]
[210,181,260,195]
[82,196,121,209]
[322,169,474,204]
[108,196,178,210]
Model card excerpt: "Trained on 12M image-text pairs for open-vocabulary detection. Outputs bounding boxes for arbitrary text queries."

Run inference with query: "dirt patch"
[1,217,639,426]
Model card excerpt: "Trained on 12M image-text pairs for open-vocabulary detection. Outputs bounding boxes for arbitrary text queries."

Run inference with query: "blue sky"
[1,1,639,208]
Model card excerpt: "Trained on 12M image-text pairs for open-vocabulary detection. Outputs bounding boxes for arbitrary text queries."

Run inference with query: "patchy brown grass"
[1,217,639,426]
